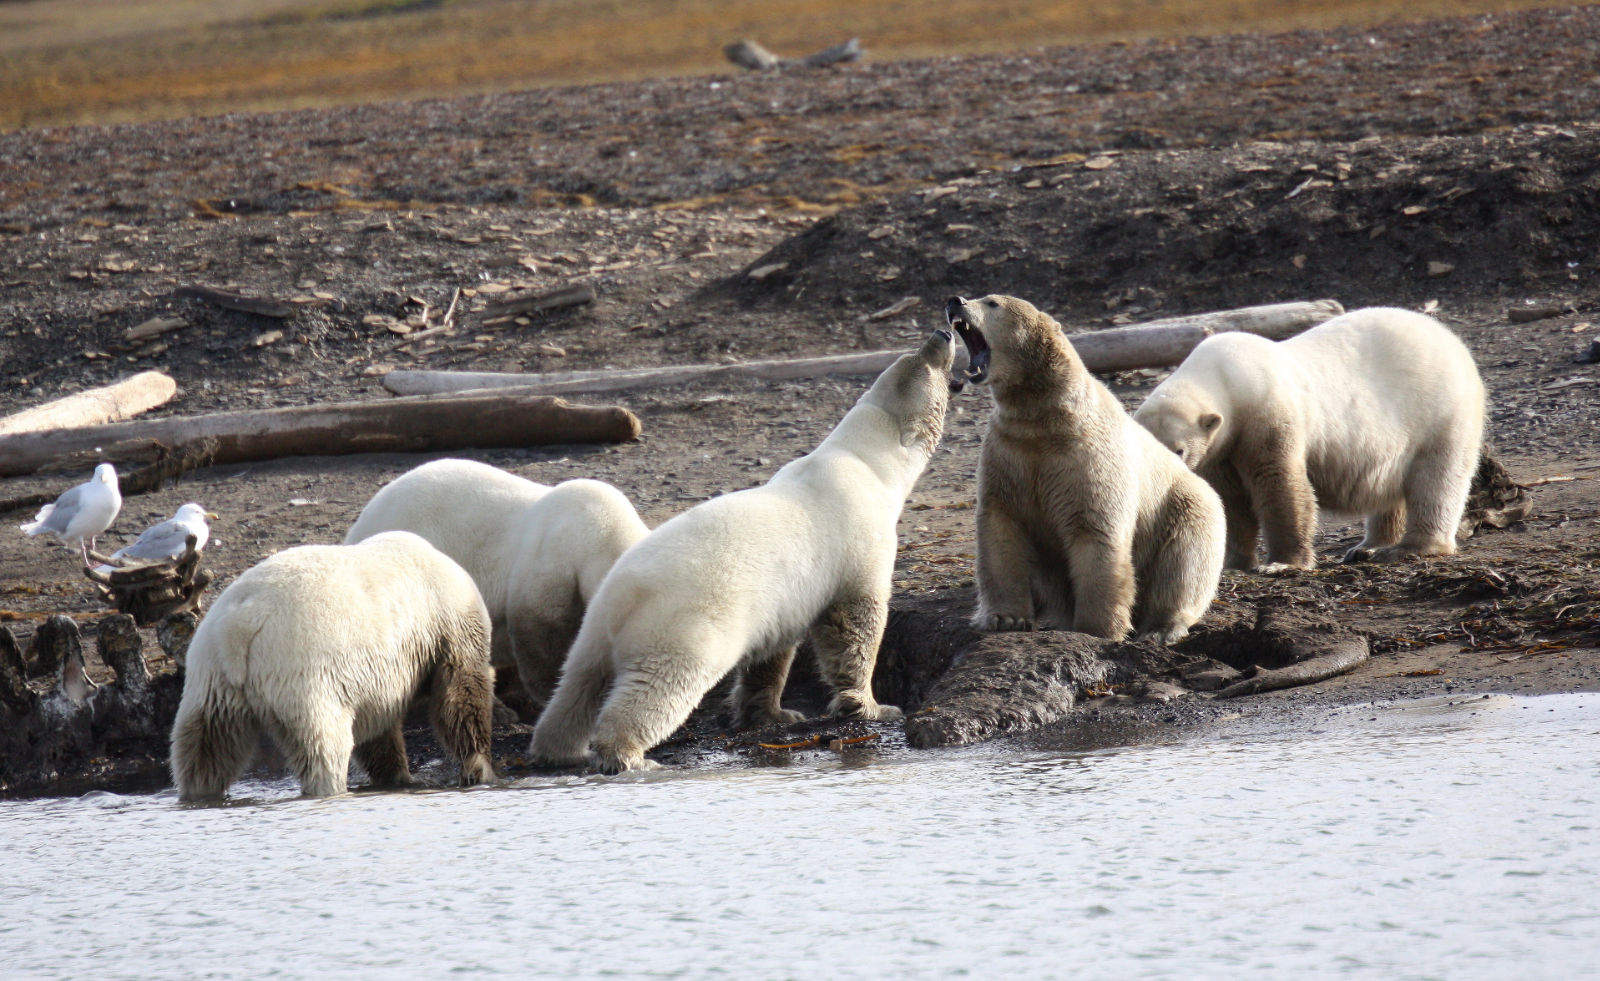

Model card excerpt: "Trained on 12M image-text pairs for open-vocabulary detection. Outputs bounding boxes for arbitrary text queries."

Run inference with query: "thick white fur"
[1134,307,1486,569]
[170,532,495,800]
[949,295,1225,644]
[530,331,956,773]
[345,459,648,707]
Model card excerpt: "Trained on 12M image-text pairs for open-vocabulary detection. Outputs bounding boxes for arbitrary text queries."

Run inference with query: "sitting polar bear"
[530,330,957,773]
[170,531,495,800]
[945,294,1225,643]
[1133,307,1486,570]
[345,460,648,709]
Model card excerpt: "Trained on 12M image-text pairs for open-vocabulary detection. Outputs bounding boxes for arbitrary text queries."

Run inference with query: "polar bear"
[945,294,1225,643]
[345,460,648,709]
[1132,307,1486,570]
[529,330,957,773]
[170,531,495,800]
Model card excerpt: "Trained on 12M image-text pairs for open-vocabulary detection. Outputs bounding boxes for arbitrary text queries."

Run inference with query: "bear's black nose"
[944,296,967,322]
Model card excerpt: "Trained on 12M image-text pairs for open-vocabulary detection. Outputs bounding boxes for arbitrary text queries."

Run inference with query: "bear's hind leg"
[354,726,415,789]
[430,658,496,786]
[590,643,736,773]
[528,633,615,766]
[812,594,900,721]
[1135,492,1224,645]
[727,644,805,728]
[1343,503,1406,564]
[171,693,259,803]
[1371,443,1477,562]
[271,707,355,797]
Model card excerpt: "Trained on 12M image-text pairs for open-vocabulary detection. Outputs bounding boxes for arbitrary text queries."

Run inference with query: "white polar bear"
[530,330,957,773]
[945,294,1225,643]
[170,531,495,800]
[345,460,648,709]
[1133,307,1486,570]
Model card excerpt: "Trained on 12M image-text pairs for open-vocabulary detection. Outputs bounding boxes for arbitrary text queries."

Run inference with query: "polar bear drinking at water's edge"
[170,531,495,800]
[945,294,1225,643]
[345,459,649,709]
[1133,307,1485,570]
[529,330,957,773]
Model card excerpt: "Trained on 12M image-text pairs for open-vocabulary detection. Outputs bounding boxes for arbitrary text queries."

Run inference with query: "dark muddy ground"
[1,5,1597,791]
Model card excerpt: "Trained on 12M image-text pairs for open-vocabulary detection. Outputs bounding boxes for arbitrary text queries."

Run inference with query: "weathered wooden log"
[724,39,781,70]
[724,37,863,71]
[0,371,177,435]
[802,38,862,68]
[386,350,916,398]
[175,284,295,318]
[1068,298,1345,372]
[385,299,1345,398]
[480,281,595,320]
[0,391,642,477]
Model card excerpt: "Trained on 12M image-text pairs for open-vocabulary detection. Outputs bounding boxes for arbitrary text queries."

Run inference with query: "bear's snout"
[944,296,968,323]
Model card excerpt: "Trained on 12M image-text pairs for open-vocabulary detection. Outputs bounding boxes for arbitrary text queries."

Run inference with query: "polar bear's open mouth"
[943,296,990,384]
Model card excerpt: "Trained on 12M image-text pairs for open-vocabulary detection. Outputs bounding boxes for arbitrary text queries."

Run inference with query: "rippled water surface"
[4,694,1596,980]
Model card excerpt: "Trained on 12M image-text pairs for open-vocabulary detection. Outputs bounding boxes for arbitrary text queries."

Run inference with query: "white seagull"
[95,502,216,573]
[19,463,123,564]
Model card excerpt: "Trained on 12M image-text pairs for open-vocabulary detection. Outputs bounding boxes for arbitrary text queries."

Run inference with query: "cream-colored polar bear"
[530,330,956,773]
[170,532,495,800]
[945,294,1225,643]
[345,460,648,708]
[1133,307,1486,570]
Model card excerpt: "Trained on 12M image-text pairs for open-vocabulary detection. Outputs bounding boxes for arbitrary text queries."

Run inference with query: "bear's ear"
[1199,412,1223,434]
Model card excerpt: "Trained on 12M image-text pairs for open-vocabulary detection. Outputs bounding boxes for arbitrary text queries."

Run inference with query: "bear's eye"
[985,299,999,308]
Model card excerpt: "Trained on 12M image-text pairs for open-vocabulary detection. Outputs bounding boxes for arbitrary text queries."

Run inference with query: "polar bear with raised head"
[345,460,649,708]
[1133,307,1486,570]
[945,294,1225,643]
[170,531,495,800]
[530,330,957,773]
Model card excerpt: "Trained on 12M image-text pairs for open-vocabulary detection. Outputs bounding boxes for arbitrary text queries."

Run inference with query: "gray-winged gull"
[95,502,216,573]
[19,463,123,563]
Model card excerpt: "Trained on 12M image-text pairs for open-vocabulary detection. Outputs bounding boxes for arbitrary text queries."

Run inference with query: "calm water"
[3,694,1596,981]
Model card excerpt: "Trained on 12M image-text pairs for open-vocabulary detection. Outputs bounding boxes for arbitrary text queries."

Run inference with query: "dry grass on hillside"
[0,0,1569,130]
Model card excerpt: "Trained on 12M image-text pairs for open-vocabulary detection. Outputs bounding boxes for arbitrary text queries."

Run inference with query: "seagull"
[95,502,216,573]
[19,463,122,564]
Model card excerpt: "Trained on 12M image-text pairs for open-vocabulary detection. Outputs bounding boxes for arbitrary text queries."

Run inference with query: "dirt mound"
[720,123,1600,324]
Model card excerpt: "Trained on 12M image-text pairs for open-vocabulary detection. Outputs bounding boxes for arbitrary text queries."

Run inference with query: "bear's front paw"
[862,703,904,722]
[1137,626,1189,646]
[1341,545,1376,564]
[591,746,660,775]
[1257,561,1312,575]
[975,613,1034,632]
[736,706,806,728]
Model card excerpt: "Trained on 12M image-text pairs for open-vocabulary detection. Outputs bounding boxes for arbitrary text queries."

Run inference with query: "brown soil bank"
[1,6,1598,794]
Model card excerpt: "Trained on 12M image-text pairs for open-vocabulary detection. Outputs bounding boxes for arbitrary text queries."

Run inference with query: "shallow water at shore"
[3,693,1595,980]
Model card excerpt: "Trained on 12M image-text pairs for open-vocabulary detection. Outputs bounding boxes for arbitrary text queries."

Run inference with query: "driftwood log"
[0,371,177,435]
[0,391,642,478]
[724,38,862,71]
[385,299,1345,398]
[174,284,295,318]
